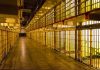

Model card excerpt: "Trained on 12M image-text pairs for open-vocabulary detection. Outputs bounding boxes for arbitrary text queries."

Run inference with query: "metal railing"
[26,0,100,31]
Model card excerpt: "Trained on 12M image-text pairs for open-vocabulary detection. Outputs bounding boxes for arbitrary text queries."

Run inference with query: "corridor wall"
[0,28,18,63]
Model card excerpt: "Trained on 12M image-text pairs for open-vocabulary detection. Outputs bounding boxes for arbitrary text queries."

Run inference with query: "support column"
[45,31,46,47]
[77,23,82,62]
[69,31,70,57]
[54,31,56,50]
[59,31,61,52]
[90,29,92,67]
[75,29,78,60]
[7,31,8,53]
[64,30,66,53]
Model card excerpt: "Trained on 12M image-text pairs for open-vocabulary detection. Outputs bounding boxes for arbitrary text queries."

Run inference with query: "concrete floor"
[0,37,96,70]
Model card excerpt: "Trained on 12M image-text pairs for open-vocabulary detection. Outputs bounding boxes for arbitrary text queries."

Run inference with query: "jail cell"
[1,30,7,58]
[54,31,60,51]
[65,30,75,58]
[60,31,66,53]
[45,31,53,48]
[77,20,100,69]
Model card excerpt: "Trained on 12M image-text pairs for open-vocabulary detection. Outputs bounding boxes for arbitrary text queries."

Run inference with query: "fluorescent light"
[42,7,51,9]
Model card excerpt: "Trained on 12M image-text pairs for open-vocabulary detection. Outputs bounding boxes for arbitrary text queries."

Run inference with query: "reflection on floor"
[0,37,95,70]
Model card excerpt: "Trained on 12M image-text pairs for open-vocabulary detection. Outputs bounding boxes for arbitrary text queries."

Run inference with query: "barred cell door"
[77,24,100,69]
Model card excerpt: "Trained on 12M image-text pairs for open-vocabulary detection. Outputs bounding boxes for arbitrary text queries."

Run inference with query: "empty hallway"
[0,37,94,70]
[0,0,100,70]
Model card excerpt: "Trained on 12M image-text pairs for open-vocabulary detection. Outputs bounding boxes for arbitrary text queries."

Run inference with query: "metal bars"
[26,0,100,69]
[0,29,18,63]
[26,0,100,31]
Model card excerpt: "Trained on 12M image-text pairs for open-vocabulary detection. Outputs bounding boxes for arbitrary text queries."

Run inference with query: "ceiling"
[0,0,18,15]
[29,0,61,25]
[0,0,46,29]
[22,0,46,26]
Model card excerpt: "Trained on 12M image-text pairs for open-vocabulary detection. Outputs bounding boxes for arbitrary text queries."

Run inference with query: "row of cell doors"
[46,29,100,69]
[31,28,100,69]
[45,31,75,58]
[76,29,100,69]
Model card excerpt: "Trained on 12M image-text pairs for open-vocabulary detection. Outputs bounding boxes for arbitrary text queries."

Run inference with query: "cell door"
[91,29,100,69]
[65,30,75,58]
[77,28,100,69]
[79,30,91,65]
